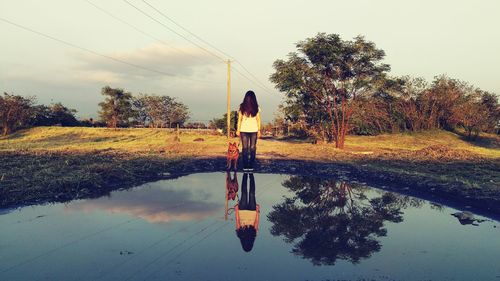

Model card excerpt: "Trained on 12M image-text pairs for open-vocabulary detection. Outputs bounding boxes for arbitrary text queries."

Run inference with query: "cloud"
[68,43,220,83]
[66,185,222,224]
[71,70,122,84]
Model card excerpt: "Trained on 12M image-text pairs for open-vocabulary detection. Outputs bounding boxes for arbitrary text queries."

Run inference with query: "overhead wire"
[141,0,234,60]
[137,176,282,281]
[123,0,278,97]
[2,200,189,277]
[88,212,216,280]
[84,0,208,64]
[232,66,275,96]
[75,176,279,281]
[0,17,218,85]
[122,0,226,63]
[234,60,275,92]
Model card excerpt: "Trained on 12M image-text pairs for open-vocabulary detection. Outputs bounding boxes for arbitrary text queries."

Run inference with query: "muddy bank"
[0,151,499,220]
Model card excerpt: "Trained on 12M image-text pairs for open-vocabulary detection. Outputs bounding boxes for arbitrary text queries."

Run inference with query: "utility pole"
[226,59,231,139]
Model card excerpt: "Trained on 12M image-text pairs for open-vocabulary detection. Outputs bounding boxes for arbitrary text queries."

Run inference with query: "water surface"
[0,173,498,281]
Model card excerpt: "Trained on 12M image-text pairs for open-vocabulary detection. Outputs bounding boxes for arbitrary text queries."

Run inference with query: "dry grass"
[2,127,498,160]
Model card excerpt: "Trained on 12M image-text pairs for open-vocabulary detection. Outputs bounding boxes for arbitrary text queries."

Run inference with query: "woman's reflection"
[234,173,260,252]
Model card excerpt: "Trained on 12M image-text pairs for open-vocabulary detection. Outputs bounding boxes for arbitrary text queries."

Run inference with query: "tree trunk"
[2,124,10,136]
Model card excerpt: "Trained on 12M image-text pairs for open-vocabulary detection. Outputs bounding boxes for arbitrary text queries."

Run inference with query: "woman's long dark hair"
[239,90,259,117]
[236,226,257,252]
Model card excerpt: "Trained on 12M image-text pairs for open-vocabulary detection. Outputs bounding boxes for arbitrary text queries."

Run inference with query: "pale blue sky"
[1,0,499,122]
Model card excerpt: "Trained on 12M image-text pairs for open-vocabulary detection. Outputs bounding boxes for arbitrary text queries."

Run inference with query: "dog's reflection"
[234,173,259,252]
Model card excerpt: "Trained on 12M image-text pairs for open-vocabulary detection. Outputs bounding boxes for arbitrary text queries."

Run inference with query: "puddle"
[0,173,498,281]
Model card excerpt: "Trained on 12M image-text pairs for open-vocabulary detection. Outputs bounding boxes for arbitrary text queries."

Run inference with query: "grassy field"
[2,126,499,157]
[1,127,499,214]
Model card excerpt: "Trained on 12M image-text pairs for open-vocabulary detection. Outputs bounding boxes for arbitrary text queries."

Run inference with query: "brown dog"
[226,171,239,201]
[226,142,239,171]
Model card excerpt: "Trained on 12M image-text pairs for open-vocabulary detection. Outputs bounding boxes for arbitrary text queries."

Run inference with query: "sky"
[1,0,499,123]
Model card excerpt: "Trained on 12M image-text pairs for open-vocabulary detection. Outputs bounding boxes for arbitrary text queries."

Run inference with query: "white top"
[239,108,260,133]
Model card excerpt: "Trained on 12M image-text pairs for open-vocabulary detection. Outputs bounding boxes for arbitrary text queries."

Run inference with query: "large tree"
[98,86,135,128]
[270,33,390,148]
[0,93,35,136]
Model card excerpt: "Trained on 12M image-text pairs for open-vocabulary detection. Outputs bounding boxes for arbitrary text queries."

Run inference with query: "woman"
[236,90,261,172]
[234,173,260,252]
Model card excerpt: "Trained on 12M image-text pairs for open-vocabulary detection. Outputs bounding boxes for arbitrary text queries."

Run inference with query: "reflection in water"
[267,176,423,265]
[1,173,498,281]
[233,173,260,252]
[67,185,220,224]
[226,171,239,201]
[225,171,239,220]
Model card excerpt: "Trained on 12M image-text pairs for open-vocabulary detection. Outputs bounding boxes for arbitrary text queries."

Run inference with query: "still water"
[0,173,498,281]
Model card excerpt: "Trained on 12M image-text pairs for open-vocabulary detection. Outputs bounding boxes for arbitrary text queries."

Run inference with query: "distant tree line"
[0,86,191,135]
[98,86,190,128]
[350,75,499,139]
[209,111,238,135]
[271,33,500,147]
[0,93,79,136]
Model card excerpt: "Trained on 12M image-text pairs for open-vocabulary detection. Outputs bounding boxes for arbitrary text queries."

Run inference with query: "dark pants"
[238,173,256,211]
[240,132,257,169]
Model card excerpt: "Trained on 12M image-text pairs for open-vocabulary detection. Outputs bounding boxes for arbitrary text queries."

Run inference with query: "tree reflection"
[267,176,421,266]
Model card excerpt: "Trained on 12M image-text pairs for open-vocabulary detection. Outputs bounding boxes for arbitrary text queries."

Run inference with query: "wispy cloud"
[66,186,221,224]
[68,43,220,83]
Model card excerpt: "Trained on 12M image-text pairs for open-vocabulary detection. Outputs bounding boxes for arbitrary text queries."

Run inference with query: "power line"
[84,0,208,64]
[91,220,208,280]
[0,17,218,85]
[83,1,184,57]
[232,66,276,96]
[141,177,282,281]
[0,217,136,274]
[123,219,221,281]
[125,0,277,96]
[3,200,197,278]
[141,0,233,60]
[122,0,226,63]
[234,60,275,93]
[99,175,280,281]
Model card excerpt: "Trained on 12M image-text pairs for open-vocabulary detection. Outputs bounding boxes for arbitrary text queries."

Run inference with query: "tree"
[270,33,391,148]
[393,76,429,132]
[210,111,237,135]
[0,93,35,136]
[420,75,467,130]
[451,90,490,139]
[347,75,500,136]
[480,92,500,133]
[134,94,172,128]
[133,94,190,128]
[30,105,52,126]
[32,103,78,127]
[167,100,190,128]
[184,122,207,129]
[98,86,135,128]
